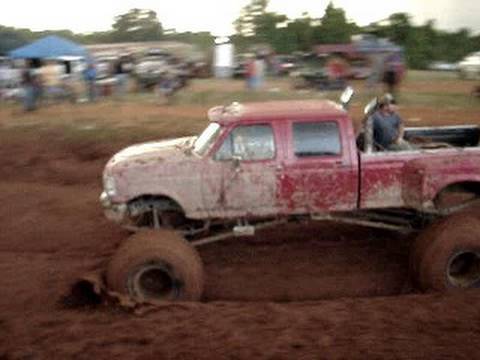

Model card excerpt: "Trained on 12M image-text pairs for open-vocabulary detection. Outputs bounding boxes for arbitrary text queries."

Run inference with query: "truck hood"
[108,136,195,167]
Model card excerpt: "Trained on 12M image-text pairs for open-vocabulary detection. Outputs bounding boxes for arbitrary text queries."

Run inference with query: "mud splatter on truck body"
[100,99,480,227]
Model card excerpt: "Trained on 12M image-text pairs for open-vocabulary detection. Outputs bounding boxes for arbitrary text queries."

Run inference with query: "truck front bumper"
[99,192,128,223]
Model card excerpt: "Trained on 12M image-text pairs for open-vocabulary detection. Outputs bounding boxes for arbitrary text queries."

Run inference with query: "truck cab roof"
[208,100,347,125]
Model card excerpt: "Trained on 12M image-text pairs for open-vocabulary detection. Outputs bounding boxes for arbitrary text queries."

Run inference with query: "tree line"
[233,0,480,69]
[1,2,479,69]
[0,8,215,55]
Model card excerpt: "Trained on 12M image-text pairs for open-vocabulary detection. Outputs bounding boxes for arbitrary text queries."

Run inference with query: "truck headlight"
[103,175,117,197]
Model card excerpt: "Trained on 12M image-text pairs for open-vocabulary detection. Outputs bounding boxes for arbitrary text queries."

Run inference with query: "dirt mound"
[0,128,120,187]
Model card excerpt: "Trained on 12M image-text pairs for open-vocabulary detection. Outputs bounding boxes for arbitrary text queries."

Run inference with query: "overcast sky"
[1,0,479,36]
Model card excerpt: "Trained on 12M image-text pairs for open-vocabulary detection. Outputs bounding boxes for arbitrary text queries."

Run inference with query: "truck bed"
[359,140,480,210]
[404,125,480,148]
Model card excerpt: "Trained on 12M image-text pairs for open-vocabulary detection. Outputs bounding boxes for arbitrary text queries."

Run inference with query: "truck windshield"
[193,123,222,156]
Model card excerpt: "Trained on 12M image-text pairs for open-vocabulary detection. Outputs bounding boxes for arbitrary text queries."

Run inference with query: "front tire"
[106,230,204,302]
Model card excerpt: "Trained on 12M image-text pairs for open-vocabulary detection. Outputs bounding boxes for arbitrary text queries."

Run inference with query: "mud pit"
[1,102,480,358]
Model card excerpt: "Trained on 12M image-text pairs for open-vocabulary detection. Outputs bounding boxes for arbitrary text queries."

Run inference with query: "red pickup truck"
[101,92,480,303]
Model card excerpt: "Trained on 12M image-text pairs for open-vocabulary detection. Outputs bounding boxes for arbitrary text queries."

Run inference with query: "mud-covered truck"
[100,90,480,303]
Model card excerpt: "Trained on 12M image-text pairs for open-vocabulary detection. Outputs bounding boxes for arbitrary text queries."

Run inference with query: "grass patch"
[1,72,478,144]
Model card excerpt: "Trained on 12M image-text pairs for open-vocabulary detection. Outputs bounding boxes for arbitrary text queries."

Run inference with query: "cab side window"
[293,121,341,157]
[215,124,275,161]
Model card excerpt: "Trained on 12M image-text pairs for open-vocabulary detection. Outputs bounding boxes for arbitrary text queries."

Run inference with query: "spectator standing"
[472,84,480,98]
[83,63,97,102]
[382,53,404,97]
[22,67,39,111]
[326,57,348,89]
[41,60,63,101]
[245,56,256,90]
[253,55,265,89]
[115,59,128,97]
[366,55,383,89]
[0,60,8,92]
[157,70,176,105]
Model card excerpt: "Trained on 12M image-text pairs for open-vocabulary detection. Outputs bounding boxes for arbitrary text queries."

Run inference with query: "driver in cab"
[372,95,413,151]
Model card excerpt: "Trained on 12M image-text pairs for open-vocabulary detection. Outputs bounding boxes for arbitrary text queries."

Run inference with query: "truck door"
[279,119,358,213]
[209,123,281,217]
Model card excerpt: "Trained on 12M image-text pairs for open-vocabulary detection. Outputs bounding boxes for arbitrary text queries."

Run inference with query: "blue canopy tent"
[8,35,89,60]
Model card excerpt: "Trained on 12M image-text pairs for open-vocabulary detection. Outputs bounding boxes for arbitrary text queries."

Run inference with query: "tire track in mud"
[4,291,480,360]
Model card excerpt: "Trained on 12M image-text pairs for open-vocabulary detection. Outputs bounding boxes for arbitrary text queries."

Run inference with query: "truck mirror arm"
[364,115,374,154]
[232,155,242,168]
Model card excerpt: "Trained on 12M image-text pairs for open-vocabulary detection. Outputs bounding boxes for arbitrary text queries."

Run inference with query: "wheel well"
[436,182,480,197]
[127,195,184,217]
[433,182,480,208]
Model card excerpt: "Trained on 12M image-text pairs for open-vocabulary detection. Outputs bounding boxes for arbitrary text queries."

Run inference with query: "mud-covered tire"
[413,214,480,291]
[106,230,204,302]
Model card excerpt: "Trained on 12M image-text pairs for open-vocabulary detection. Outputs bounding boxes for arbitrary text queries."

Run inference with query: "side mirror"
[340,86,354,109]
[232,155,242,168]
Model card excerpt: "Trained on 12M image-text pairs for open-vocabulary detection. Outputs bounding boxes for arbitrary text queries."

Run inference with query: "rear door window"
[292,121,341,157]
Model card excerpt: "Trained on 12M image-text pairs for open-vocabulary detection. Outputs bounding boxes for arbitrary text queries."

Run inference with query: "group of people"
[82,59,131,103]
[20,59,95,111]
[16,58,189,111]
[19,58,135,111]
[19,61,93,111]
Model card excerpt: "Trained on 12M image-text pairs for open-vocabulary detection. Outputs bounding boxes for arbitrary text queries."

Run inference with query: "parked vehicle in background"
[291,53,347,91]
[428,61,458,72]
[134,49,190,90]
[313,35,405,80]
[134,55,169,89]
[0,57,22,101]
[232,53,254,78]
[90,55,118,97]
[274,55,298,75]
[94,55,118,80]
[458,52,480,79]
[348,58,372,79]
[186,58,210,78]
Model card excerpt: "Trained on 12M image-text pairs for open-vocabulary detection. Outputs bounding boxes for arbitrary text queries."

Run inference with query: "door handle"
[335,161,351,168]
[276,164,286,180]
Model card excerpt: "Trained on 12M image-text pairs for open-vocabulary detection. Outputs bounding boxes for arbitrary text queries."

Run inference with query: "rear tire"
[409,223,435,287]
[106,230,204,302]
[412,214,480,291]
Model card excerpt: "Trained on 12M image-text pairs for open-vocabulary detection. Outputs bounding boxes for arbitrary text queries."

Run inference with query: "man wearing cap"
[372,95,412,151]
